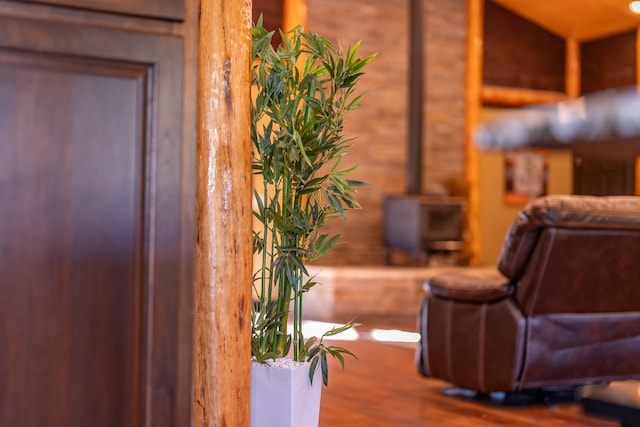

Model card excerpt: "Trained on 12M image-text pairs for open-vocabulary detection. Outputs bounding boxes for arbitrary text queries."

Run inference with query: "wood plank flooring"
[318,320,618,427]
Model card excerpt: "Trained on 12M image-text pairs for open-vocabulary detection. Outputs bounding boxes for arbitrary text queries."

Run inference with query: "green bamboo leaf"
[297,186,322,195]
[307,346,321,360]
[304,336,318,350]
[283,335,291,356]
[322,323,357,337]
[341,71,365,88]
[324,191,346,219]
[346,40,361,66]
[302,279,317,292]
[321,351,329,386]
[327,349,345,367]
[293,130,313,166]
[328,345,359,361]
[309,357,320,384]
[351,53,377,73]
[345,179,369,187]
[309,234,340,260]
[331,175,349,193]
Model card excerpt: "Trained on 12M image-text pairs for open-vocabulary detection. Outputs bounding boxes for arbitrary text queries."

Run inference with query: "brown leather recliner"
[416,195,640,393]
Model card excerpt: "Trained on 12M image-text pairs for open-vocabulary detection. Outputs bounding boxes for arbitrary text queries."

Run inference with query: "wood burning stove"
[384,195,465,265]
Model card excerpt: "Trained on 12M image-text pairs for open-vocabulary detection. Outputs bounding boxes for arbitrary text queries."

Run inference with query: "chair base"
[581,381,640,427]
[442,386,580,407]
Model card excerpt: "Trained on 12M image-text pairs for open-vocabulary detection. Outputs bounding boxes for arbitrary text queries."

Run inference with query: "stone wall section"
[307,0,467,265]
[422,0,467,193]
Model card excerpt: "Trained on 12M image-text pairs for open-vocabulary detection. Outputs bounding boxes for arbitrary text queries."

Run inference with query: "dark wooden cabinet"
[0,3,195,426]
[574,156,636,196]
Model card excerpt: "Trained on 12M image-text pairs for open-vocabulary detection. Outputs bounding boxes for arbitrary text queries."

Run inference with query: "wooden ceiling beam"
[481,85,567,107]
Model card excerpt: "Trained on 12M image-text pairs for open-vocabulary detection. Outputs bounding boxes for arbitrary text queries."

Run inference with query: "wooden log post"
[283,0,307,31]
[636,27,640,196]
[565,38,581,98]
[193,0,253,425]
[464,0,484,265]
[636,25,640,88]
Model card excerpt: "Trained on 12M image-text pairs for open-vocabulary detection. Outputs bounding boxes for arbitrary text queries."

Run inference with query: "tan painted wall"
[479,149,574,265]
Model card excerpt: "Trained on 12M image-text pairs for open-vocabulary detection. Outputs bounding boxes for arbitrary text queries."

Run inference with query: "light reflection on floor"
[298,320,421,345]
[368,328,421,344]
[296,320,360,341]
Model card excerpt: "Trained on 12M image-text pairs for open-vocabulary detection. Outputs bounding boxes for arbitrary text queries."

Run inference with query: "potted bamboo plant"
[250,17,375,427]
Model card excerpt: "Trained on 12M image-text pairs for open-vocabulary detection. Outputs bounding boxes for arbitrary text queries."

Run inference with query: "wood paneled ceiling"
[493,0,640,41]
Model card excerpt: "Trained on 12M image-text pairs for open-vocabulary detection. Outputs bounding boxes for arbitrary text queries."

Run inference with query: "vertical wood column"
[636,26,640,87]
[283,0,307,31]
[565,38,581,98]
[637,27,640,195]
[636,157,640,196]
[464,0,483,265]
[193,0,253,425]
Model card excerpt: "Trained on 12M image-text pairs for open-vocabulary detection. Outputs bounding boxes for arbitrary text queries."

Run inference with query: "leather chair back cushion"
[515,227,640,315]
[497,195,640,279]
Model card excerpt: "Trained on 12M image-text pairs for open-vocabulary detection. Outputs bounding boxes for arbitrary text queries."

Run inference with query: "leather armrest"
[427,271,512,303]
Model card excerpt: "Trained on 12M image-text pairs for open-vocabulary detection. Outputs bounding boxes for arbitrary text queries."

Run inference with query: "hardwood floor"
[318,319,617,427]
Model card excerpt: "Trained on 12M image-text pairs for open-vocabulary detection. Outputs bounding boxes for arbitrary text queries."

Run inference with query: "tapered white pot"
[251,359,322,427]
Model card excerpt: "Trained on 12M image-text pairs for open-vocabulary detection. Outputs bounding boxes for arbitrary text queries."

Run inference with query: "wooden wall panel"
[252,0,284,46]
[581,30,637,94]
[14,0,184,20]
[1,53,147,427]
[0,12,194,427]
[483,0,565,91]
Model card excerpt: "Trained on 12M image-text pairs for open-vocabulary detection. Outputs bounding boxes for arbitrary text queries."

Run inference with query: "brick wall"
[306,0,467,265]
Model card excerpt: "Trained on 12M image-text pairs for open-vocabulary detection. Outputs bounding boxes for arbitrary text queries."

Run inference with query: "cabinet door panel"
[11,0,184,20]
[0,15,193,427]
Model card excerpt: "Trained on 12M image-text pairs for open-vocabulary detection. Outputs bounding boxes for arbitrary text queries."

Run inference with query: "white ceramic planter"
[251,360,322,427]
